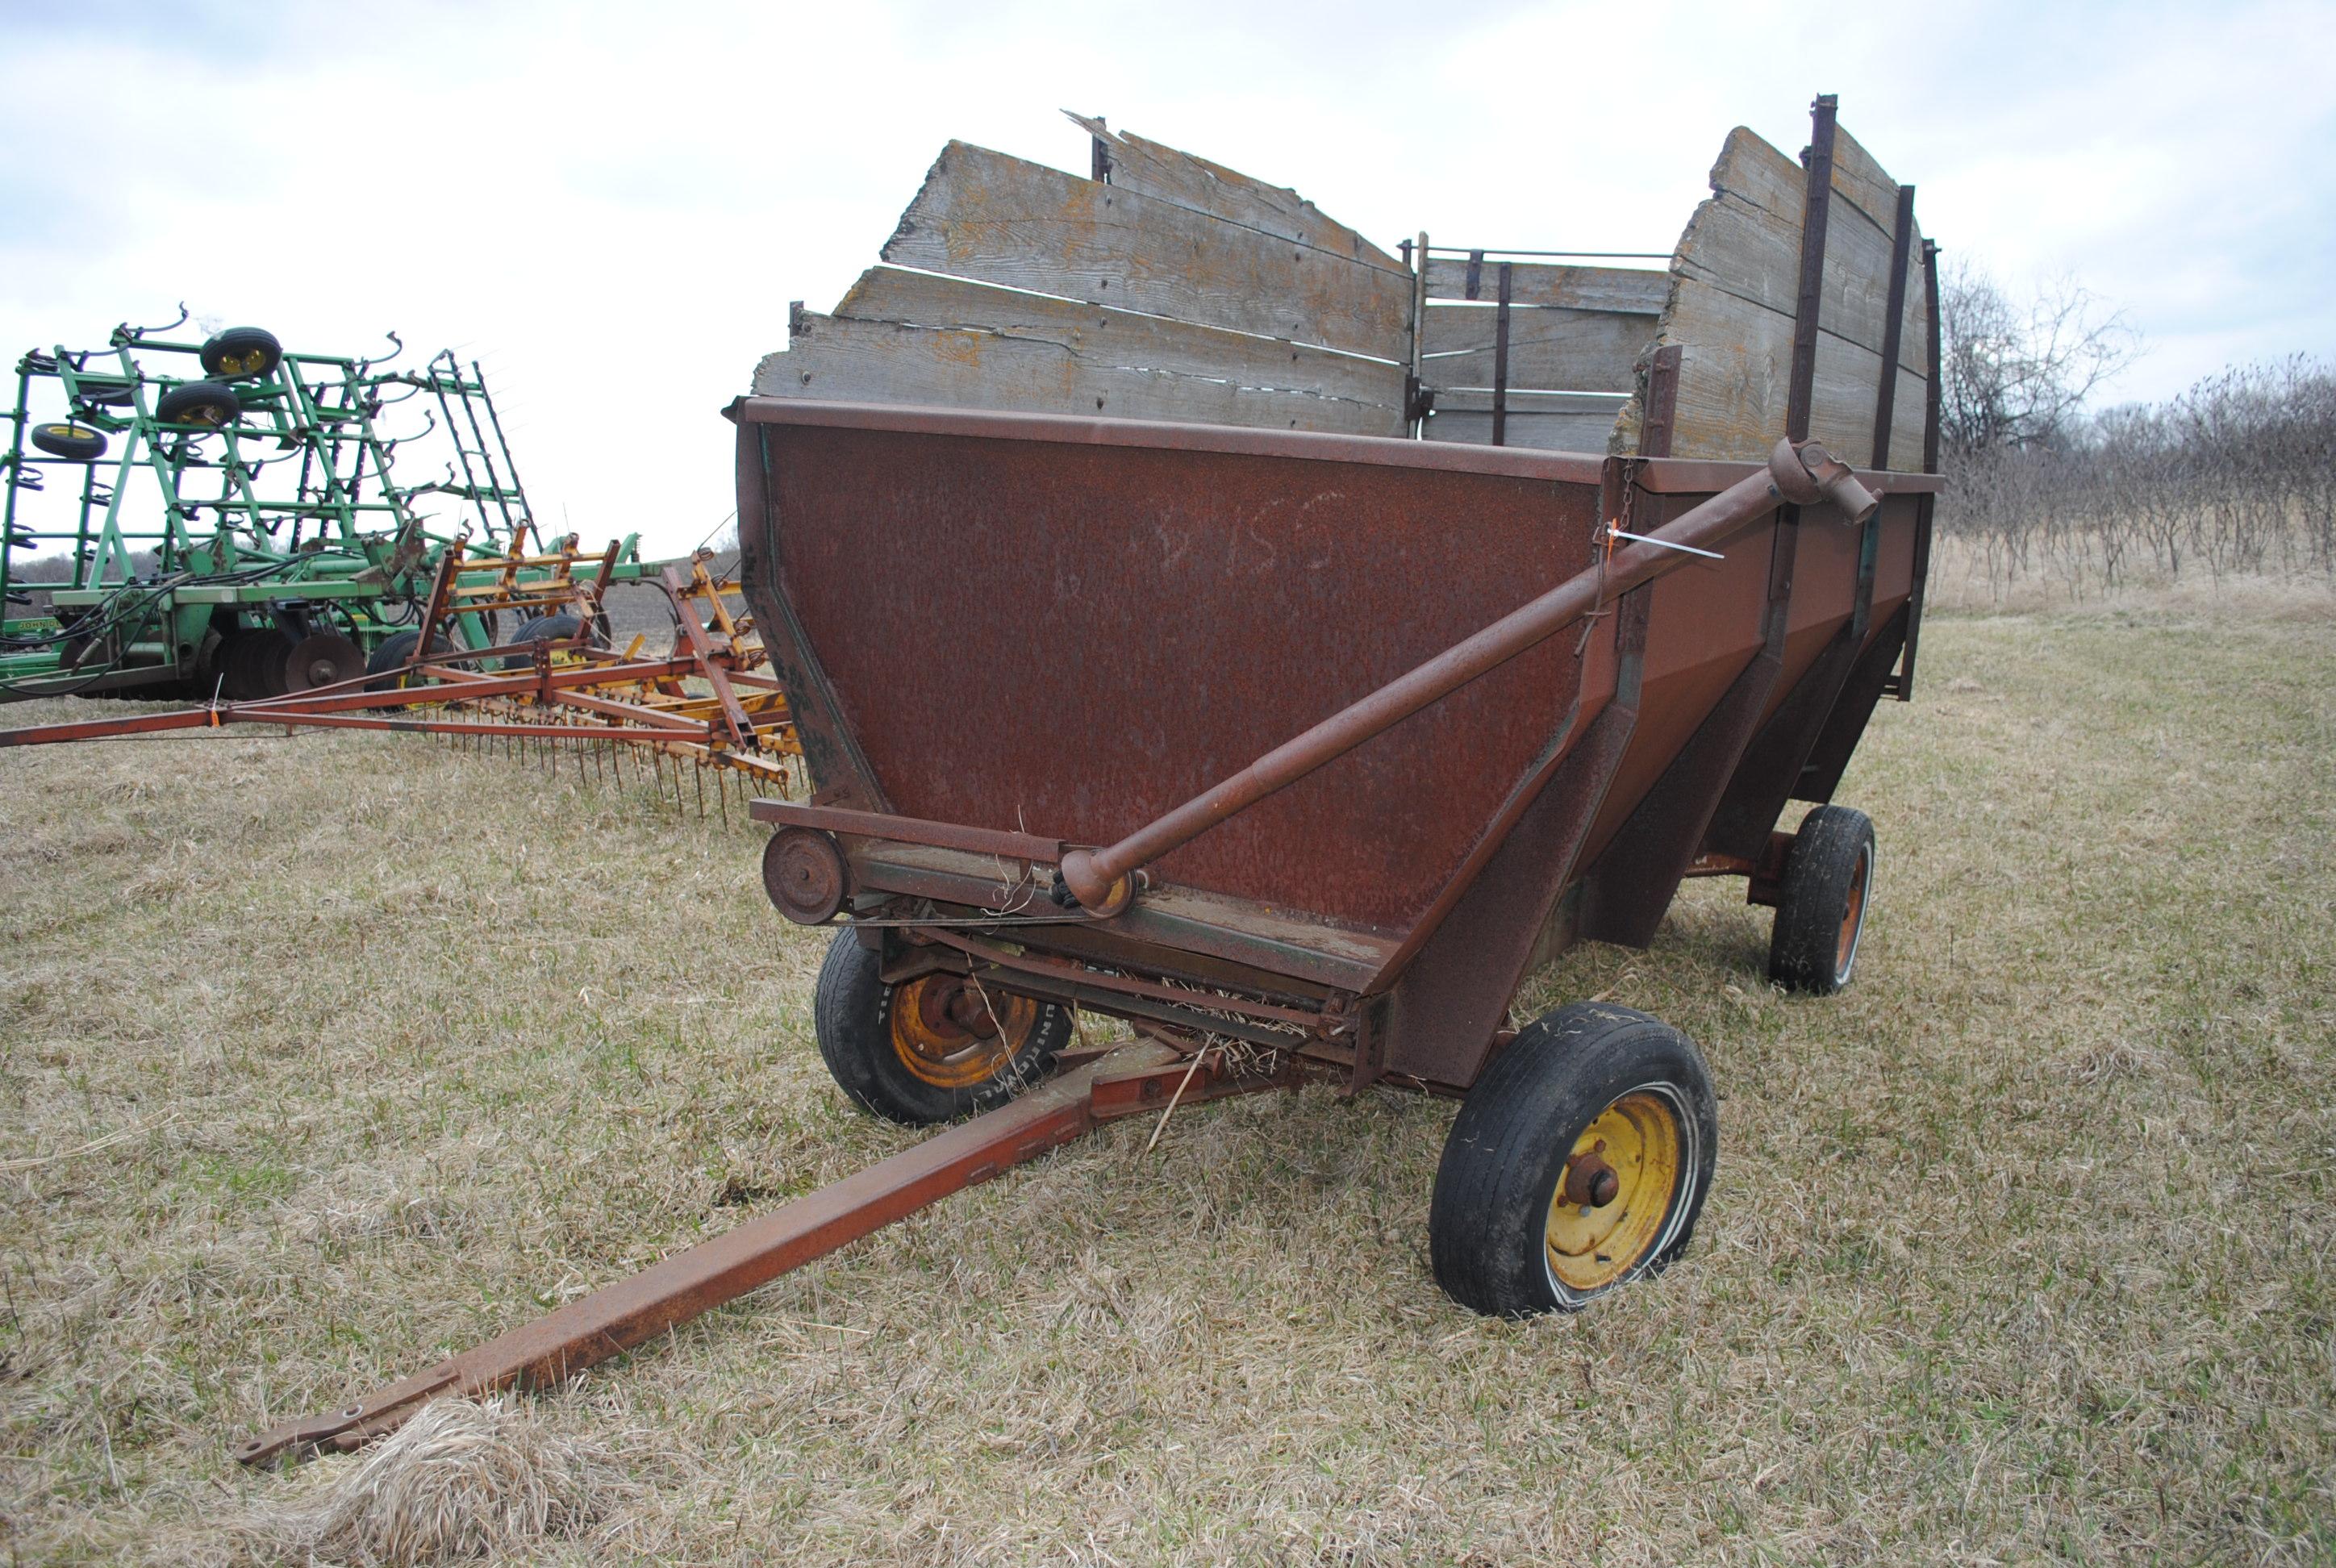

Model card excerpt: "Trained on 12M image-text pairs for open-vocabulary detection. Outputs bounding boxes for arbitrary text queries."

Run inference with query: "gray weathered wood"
[1065,113,1404,271]
[752,268,1404,436]
[1607,123,1931,469]
[882,140,1412,362]
[1421,258,1668,313]
[1608,277,1927,469]
[1422,390,1621,454]
[1418,302,1651,394]
[1674,127,1928,372]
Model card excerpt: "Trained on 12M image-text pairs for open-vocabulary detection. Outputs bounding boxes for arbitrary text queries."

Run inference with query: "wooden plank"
[751,269,1405,437]
[882,140,1411,361]
[1608,278,1927,466]
[1828,126,1907,239]
[1417,302,1650,393]
[1422,258,1668,312]
[1422,402,1621,454]
[1671,127,1928,372]
[1065,114,1404,271]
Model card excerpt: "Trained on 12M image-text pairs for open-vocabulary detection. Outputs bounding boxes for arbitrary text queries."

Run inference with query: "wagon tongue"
[236,1040,1307,1466]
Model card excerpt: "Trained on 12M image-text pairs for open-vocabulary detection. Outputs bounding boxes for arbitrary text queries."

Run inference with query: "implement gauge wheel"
[199,327,282,381]
[364,628,454,688]
[1766,804,1876,995]
[1429,1003,1717,1316]
[31,422,108,461]
[155,381,240,428]
[812,929,1071,1125]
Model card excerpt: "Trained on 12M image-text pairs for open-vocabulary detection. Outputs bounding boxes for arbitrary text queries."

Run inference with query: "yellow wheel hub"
[889,973,1040,1090]
[1544,1090,1684,1295]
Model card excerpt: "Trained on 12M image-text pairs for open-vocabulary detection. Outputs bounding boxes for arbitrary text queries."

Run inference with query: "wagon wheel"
[812,929,1072,1125]
[1429,1003,1717,1316]
[1766,805,1875,995]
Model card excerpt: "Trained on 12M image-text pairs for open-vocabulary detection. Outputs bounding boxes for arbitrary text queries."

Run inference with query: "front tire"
[811,930,1071,1125]
[1429,1003,1717,1317]
[1767,804,1875,994]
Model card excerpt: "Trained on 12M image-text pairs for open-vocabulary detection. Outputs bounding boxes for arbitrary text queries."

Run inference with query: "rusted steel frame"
[238,1050,1171,1468]
[1785,94,1840,441]
[750,799,1062,865]
[1871,184,1917,469]
[0,657,709,749]
[409,540,465,650]
[921,928,1329,1031]
[657,564,753,747]
[913,933,1315,1051]
[222,712,696,743]
[1491,261,1513,448]
[1057,456,1801,912]
[1683,830,1792,904]
[1087,1047,1312,1121]
[732,398,1608,487]
[542,689,706,731]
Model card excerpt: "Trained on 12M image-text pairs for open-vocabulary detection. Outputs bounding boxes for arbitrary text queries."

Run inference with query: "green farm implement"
[2,307,649,701]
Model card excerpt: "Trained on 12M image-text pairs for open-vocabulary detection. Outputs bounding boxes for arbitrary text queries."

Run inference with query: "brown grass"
[2,608,2332,1563]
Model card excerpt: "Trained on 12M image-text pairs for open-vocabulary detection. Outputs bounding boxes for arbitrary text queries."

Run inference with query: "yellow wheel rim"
[1544,1088,1687,1296]
[889,973,1040,1090]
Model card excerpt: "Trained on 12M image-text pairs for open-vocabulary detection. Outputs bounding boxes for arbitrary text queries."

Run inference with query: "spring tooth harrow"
[0,542,800,794]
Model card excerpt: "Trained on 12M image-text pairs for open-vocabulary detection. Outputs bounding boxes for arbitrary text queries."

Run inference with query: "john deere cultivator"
[1,307,649,700]
[0,311,799,788]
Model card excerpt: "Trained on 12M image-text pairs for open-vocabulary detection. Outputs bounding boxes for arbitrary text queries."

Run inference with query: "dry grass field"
[2,604,2332,1565]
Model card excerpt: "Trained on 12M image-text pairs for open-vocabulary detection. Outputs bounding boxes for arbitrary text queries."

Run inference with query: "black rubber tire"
[500,611,607,669]
[1766,804,1877,995]
[364,628,455,688]
[31,422,108,461]
[1429,1003,1717,1318]
[73,378,135,408]
[155,382,240,428]
[199,327,282,381]
[811,929,1072,1126]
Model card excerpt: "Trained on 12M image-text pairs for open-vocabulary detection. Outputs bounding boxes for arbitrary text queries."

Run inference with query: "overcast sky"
[5,0,2330,557]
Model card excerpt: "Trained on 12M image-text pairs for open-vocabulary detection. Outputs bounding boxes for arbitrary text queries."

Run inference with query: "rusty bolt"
[1563,1151,1621,1208]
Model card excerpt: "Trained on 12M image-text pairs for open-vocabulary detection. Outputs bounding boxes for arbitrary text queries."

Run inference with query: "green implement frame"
[1,309,644,701]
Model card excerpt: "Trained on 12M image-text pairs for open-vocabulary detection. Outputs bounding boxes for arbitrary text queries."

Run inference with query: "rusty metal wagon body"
[740,398,1938,1095]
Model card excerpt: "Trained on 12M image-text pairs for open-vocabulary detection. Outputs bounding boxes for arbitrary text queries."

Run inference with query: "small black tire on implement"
[812,929,1071,1126]
[1766,804,1876,995]
[31,422,108,461]
[501,612,607,667]
[199,327,282,381]
[1429,1003,1717,1317]
[154,381,240,428]
[364,628,453,687]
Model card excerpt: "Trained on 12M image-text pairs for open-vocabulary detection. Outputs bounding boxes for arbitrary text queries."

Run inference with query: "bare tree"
[1940,259,2139,456]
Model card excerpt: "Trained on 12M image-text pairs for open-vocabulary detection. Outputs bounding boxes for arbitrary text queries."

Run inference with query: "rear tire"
[812,929,1070,1125]
[1429,1003,1717,1317]
[1766,804,1875,995]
